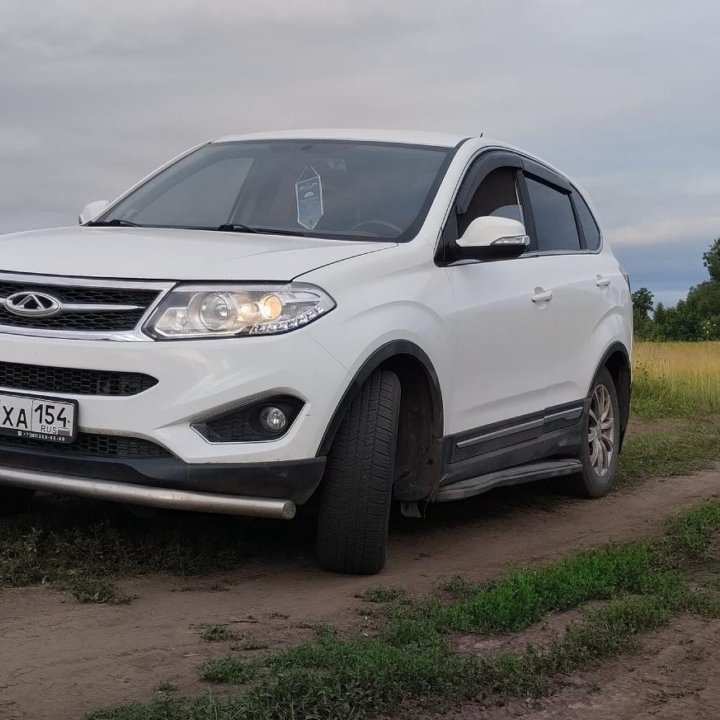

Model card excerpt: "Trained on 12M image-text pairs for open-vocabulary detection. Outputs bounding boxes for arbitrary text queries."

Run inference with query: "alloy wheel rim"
[588,384,615,477]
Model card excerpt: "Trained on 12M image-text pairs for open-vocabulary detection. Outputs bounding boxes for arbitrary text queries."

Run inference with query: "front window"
[99,140,453,241]
[458,167,524,237]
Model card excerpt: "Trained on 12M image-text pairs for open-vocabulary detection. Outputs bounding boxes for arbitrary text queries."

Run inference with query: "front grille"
[0,309,150,331]
[0,361,157,396]
[0,278,161,332]
[0,432,172,458]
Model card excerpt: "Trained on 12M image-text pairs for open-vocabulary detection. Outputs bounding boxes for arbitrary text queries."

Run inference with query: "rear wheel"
[0,486,35,516]
[567,367,620,498]
[316,369,401,574]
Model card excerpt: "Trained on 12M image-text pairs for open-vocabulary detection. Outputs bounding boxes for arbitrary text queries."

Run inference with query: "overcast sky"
[2,0,719,304]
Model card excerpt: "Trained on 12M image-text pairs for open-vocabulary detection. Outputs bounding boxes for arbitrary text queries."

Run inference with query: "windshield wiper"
[216,223,259,234]
[215,224,310,237]
[87,218,143,227]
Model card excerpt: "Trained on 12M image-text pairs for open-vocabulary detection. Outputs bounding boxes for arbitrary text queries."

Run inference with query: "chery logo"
[4,291,62,318]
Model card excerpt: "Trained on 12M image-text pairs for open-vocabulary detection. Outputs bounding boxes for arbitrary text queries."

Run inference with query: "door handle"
[596,275,611,288]
[531,287,553,303]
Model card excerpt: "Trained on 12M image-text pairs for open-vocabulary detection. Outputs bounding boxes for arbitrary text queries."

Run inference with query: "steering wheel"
[350,220,403,236]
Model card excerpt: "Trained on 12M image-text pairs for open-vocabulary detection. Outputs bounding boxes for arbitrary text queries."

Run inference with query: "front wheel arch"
[316,341,444,457]
[315,341,445,504]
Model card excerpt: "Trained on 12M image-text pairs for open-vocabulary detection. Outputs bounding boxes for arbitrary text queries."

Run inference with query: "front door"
[444,164,553,437]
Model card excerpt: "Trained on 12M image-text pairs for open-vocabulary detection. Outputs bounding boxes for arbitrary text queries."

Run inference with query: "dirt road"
[1,469,718,720]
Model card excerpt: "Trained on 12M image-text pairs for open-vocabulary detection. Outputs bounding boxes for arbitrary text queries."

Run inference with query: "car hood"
[0,226,394,280]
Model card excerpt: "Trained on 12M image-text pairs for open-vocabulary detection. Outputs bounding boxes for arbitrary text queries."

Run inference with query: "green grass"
[434,543,669,634]
[480,588,686,697]
[88,502,720,720]
[616,420,720,488]
[154,681,177,694]
[198,624,239,643]
[665,502,720,556]
[0,501,276,603]
[201,656,254,684]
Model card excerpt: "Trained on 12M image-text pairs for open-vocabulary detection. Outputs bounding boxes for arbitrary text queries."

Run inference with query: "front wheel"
[566,367,620,498]
[316,369,401,574]
[0,486,35,516]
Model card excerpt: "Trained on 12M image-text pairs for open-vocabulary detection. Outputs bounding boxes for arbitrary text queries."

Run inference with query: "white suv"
[0,130,632,574]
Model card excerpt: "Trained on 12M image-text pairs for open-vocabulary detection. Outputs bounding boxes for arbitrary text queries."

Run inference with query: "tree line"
[632,238,720,341]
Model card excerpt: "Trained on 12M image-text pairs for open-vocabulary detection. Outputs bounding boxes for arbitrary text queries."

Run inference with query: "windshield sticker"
[295,166,324,230]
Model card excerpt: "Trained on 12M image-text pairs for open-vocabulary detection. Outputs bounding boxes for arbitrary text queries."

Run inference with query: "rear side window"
[458,167,523,237]
[525,176,580,252]
[574,192,601,250]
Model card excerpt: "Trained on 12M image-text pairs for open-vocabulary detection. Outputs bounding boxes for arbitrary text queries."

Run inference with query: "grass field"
[632,341,720,418]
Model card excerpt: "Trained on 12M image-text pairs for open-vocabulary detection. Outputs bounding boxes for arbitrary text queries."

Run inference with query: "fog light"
[259,406,288,433]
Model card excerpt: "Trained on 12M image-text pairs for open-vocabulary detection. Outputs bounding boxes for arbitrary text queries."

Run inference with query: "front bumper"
[0,327,347,513]
[0,330,350,464]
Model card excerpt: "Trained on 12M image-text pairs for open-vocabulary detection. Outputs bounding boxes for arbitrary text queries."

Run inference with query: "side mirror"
[455,216,530,261]
[79,200,110,225]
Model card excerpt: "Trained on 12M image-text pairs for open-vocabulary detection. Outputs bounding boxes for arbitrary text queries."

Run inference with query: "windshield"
[99,140,453,241]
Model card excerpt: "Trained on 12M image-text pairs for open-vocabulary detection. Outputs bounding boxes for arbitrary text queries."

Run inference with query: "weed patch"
[198,624,239,643]
[355,585,408,603]
[69,575,134,605]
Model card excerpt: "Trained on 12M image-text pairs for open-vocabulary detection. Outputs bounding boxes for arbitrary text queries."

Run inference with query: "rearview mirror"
[79,200,110,225]
[455,216,530,261]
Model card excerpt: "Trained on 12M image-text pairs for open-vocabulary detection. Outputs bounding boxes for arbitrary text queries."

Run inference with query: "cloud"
[1,0,719,304]
[612,216,720,247]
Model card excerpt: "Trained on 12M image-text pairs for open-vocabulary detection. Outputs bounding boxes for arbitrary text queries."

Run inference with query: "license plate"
[0,392,78,444]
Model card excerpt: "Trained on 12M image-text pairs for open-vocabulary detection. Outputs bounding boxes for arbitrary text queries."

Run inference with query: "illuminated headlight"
[144,283,335,339]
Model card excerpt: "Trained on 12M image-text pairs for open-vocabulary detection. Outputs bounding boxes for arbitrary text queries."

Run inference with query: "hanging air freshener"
[295,166,324,230]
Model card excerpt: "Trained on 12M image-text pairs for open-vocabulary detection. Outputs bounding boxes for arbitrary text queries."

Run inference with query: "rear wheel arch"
[591,342,631,448]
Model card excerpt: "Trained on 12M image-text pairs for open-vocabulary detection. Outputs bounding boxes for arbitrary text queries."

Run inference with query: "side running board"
[435,459,583,503]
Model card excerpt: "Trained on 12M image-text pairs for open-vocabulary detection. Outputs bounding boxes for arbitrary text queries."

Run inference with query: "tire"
[316,369,401,574]
[0,486,35,516]
[567,367,620,498]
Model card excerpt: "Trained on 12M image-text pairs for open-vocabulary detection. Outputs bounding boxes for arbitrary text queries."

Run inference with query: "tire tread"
[316,369,401,574]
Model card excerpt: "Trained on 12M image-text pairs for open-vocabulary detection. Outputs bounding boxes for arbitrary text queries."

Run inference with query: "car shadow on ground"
[2,480,570,582]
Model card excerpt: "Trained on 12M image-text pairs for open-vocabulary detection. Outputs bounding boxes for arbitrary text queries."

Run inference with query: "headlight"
[143,283,335,339]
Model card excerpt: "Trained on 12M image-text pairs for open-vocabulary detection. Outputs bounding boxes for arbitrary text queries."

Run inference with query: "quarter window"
[525,176,580,252]
[574,192,601,250]
[458,167,523,237]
